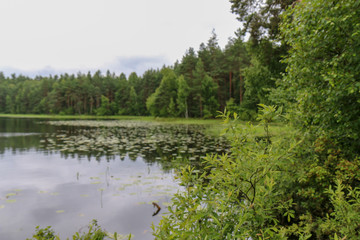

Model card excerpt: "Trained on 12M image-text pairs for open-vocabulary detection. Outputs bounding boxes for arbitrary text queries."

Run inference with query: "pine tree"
[176,75,190,118]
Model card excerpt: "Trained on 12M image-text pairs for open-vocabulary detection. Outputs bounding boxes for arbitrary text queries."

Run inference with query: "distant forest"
[0,29,285,119]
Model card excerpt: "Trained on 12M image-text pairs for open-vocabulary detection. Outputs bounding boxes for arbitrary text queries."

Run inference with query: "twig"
[152,202,161,216]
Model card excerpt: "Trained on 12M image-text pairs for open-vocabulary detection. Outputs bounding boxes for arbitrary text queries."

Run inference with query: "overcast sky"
[0,0,239,77]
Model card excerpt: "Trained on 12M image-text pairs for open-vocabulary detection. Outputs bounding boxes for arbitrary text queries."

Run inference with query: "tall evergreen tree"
[201,74,219,118]
[229,0,296,42]
[176,75,190,118]
[146,68,178,117]
[192,59,206,117]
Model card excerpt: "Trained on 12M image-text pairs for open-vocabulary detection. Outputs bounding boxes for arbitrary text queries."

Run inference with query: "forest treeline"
[0,29,284,119]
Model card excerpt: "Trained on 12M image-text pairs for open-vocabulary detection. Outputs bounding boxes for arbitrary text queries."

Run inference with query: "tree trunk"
[67,95,70,108]
[240,74,243,104]
[216,78,221,108]
[229,72,232,98]
[83,96,87,114]
[90,98,93,114]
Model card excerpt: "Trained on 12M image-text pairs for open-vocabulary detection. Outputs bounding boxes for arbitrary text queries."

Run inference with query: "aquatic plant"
[27,220,132,240]
[39,120,230,165]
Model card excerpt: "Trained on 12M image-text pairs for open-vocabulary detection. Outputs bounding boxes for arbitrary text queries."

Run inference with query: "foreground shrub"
[27,220,132,240]
[153,106,360,239]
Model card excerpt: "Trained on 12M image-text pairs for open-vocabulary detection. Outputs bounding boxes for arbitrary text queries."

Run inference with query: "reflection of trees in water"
[0,118,56,134]
[0,118,56,154]
[0,134,42,155]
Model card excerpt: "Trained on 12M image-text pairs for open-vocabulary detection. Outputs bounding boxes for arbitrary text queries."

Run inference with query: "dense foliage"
[229,0,296,41]
[27,220,132,240]
[0,70,162,117]
[279,0,360,158]
[153,0,360,239]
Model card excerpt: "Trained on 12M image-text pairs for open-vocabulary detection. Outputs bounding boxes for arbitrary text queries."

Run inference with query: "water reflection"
[0,151,178,239]
[0,118,51,154]
[0,118,229,239]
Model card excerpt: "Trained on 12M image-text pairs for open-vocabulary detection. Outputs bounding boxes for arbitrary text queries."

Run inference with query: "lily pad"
[162,202,172,207]
[91,181,102,184]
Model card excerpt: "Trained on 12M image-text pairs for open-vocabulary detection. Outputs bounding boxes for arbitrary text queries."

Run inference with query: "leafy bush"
[153,106,295,239]
[279,0,360,158]
[27,226,60,240]
[27,220,132,240]
[153,106,360,239]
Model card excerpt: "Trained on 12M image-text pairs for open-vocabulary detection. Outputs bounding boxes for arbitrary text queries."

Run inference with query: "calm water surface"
[0,118,229,239]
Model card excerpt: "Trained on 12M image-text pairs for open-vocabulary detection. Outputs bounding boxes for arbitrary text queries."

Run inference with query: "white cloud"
[0,0,239,76]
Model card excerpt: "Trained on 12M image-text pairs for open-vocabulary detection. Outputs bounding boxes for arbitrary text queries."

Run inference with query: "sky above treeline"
[0,0,239,78]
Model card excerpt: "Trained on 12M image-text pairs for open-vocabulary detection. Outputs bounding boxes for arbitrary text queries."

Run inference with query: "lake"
[0,118,229,239]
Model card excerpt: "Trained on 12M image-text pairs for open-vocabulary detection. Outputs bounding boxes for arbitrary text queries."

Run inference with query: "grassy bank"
[0,114,224,127]
[0,113,220,123]
[0,113,152,120]
[0,113,292,139]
